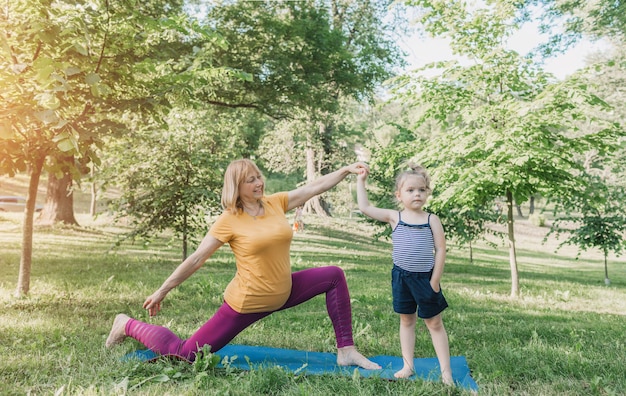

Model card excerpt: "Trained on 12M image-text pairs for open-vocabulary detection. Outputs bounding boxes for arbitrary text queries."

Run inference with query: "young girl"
[356,163,453,384]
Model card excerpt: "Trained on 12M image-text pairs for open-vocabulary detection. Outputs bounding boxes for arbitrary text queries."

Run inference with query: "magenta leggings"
[125,266,354,361]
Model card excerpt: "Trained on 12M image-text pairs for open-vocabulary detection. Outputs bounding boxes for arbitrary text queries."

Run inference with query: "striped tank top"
[391,212,435,273]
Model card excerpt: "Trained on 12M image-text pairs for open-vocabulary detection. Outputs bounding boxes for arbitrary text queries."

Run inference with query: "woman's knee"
[314,265,346,284]
[329,265,346,279]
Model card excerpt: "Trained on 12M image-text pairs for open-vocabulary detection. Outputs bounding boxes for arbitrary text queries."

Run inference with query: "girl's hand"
[353,162,369,181]
[356,168,368,181]
[430,281,441,293]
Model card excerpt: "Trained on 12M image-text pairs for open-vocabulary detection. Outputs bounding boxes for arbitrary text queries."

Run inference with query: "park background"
[1,0,625,395]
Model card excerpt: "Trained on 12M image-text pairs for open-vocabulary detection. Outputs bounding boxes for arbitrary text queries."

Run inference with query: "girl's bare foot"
[394,366,415,379]
[336,346,381,370]
[442,370,454,385]
[105,314,130,348]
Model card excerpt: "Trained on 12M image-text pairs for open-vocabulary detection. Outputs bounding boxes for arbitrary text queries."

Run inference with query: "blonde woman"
[106,159,381,370]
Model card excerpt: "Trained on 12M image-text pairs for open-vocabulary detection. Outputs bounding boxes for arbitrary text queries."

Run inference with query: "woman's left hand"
[143,290,167,317]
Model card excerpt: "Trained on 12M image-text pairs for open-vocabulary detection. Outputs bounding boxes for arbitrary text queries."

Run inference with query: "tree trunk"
[90,164,97,217]
[506,189,520,298]
[16,155,45,296]
[320,120,333,175]
[182,209,188,261]
[39,155,79,226]
[529,196,535,215]
[304,131,331,217]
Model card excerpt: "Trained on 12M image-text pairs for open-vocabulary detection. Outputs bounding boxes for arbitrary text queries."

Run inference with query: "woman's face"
[239,170,264,202]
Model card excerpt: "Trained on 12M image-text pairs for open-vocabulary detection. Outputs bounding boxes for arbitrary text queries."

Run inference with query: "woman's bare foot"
[336,346,381,370]
[394,366,415,379]
[105,314,130,348]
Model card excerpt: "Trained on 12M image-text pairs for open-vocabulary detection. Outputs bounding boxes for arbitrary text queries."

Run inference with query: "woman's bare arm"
[143,234,224,316]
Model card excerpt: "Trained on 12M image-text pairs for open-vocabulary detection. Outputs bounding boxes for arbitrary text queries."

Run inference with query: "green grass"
[1,212,625,395]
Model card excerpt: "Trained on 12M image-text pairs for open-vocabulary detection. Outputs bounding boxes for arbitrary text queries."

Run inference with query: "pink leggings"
[125,266,354,361]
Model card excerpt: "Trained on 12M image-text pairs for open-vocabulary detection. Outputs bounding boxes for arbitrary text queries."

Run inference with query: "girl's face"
[395,175,430,210]
[239,171,264,202]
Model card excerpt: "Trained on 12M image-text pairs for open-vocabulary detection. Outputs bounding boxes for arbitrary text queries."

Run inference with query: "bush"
[529,213,546,227]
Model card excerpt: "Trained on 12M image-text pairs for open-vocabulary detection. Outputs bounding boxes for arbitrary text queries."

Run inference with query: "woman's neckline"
[243,201,263,220]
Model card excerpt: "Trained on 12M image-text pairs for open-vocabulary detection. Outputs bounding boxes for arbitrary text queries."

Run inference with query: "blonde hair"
[221,159,263,215]
[395,162,431,193]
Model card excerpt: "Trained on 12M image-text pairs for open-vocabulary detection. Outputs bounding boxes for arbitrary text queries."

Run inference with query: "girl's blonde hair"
[395,162,431,192]
[221,159,263,215]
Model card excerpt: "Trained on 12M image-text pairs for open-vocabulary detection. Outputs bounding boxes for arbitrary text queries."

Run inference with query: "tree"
[1,0,129,295]
[0,0,232,295]
[429,202,503,264]
[208,0,404,215]
[362,120,504,261]
[260,102,373,215]
[39,154,79,225]
[306,0,405,215]
[544,51,626,285]
[528,0,625,52]
[548,180,626,285]
[394,0,624,297]
[94,0,404,261]
[105,108,251,260]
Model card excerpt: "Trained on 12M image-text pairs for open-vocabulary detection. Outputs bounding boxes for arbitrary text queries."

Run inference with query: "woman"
[106,159,381,370]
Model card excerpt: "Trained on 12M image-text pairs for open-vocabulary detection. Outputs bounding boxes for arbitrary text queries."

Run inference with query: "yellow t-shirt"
[209,192,293,313]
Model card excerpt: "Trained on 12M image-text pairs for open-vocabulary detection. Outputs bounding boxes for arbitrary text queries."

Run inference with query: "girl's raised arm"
[356,171,398,227]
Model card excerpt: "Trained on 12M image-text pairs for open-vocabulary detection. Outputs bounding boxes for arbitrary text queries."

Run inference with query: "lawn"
[1,212,624,395]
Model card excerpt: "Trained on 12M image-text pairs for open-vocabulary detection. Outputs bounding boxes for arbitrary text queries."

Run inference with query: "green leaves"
[206,0,401,117]
[52,131,79,153]
[531,0,626,44]
[380,0,626,296]
[104,107,243,258]
[548,178,626,281]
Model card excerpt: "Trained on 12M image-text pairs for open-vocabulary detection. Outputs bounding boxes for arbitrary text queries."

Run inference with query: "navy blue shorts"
[391,266,448,318]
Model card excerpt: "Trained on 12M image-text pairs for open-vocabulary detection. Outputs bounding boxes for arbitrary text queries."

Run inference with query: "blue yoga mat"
[124,344,478,392]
